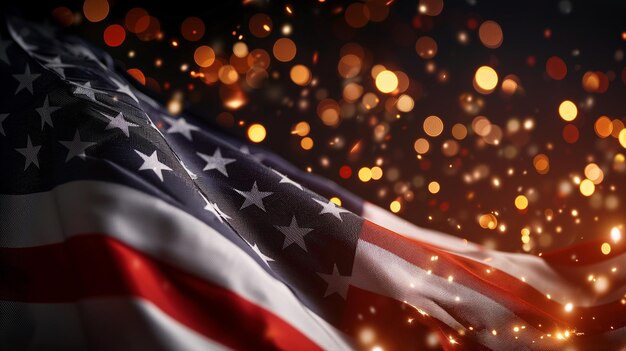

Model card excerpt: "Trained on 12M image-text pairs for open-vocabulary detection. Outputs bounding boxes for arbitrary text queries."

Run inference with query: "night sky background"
[9,0,626,253]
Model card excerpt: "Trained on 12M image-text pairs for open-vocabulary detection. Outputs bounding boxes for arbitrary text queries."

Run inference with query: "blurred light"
[358,167,372,182]
[601,242,612,255]
[515,195,528,210]
[428,181,440,194]
[558,100,577,121]
[181,17,205,41]
[423,115,444,137]
[83,0,109,23]
[290,65,312,86]
[273,38,297,62]
[474,66,498,93]
[478,20,503,48]
[390,200,401,213]
[104,24,126,47]
[194,46,215,67]
[375,70,399,93]
[579,179,595,196]
[247,124,266,143]
[611,227,622,243]
[330,197,342,206]
[301,137,314,150]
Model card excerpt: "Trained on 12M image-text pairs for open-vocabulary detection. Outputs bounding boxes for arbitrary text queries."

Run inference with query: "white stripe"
[0,298,230,351]
[352,240,565,350]
[363,203,626,307]
[0,180,351,350]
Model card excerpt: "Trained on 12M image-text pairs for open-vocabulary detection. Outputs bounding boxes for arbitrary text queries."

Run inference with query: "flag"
[0,15,624,351]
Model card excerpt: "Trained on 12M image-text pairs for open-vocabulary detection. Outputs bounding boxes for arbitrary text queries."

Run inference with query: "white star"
[201,194,231,223]
[73,82,97,102]
[251,243,274,266]
[312,198,350,221]
[102,112,139,137]
[318,264,351,299]
[58,130,96,162]
[0,113,8,136]
[197,148,236,177]
[35,95,61,129]
[0,36,11,65]
[271,168,303,190]
[15,136,41,170]
[162,115,199,141]
[275,216,313,251]
[13,64,40,95]
[134,150,172,182]
[234,181,273,211]
[110,77,139,103]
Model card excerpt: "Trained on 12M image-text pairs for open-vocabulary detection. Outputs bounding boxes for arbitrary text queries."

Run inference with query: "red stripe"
[541,238,626,266]
[360,220,626,334]
[0,233,323,351]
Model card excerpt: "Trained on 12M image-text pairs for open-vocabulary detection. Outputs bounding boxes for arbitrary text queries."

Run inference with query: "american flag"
[1,15,624,351]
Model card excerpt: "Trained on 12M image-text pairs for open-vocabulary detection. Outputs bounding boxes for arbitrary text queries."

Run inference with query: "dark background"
[9,0,626,253]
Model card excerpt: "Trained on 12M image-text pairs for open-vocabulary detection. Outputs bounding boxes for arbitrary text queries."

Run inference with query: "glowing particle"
[579,179,595,196]
[594,116,613,138]
[601,242,612,255]
[619,129,626,148]
[273,38,297,62]
[478,213,498,230]
[301,137,314,150]
[83,0,109,23]
[292,121,310,136]
[397,94,415,112]
[546,56,567,80]
[474,66,498,93]
[375,70,398,93]
[611,227,621,243]
[418,0,444,16]
[194,46,216,67]
[180,17,205,42]
[423,115,444,137]
[247,124,266,143]
[478,20,503,49]
[339,166,352,179]
[249,13,273,38]
[127,68,146,85]
[290,65,312,86]
[452,123,468,140]
[558,100,577,121]
[584,163,604,184]
[428,181,440,194]
[330,197,342,206]
[533,154,550,175]
[371,166,383,180]
[358,167,372,182]
[415,36,438,59]
[564,303,573,312]
[562,124,579,143]
[103,24,126,47]
[125,7,150,33]
[390,200,401,213]
[515,195,528,210]
[233,42,249,58]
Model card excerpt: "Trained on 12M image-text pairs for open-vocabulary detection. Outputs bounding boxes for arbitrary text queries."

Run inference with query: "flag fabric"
[0,15,624,351]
